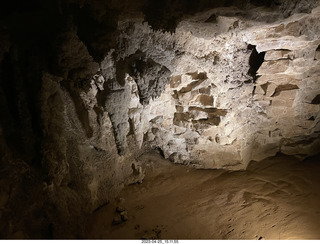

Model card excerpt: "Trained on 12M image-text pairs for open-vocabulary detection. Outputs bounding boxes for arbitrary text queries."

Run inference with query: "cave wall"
[0,0,145,238]
[111,4,320,170]
[0,0,320,238]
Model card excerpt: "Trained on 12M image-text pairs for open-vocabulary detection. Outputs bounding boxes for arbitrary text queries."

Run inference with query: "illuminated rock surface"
[106,4,320,170]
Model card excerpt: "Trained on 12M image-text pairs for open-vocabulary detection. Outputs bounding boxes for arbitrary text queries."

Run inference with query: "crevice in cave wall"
[311,94,320,104]
[247,45,266,81]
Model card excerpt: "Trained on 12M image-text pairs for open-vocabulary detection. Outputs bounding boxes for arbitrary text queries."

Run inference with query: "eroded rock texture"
[0,0,320,238]
[111,4,320,170]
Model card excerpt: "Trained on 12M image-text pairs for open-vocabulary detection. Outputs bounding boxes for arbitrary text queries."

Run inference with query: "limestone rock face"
[105,5,320,170]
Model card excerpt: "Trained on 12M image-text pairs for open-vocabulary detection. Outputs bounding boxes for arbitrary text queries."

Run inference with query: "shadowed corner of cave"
[1,0,320,240]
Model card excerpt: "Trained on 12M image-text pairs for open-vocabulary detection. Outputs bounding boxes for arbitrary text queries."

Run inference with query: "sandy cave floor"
[85,152,320,240]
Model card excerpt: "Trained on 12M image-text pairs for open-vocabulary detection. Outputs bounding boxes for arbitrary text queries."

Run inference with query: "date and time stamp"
[141,240,179,244]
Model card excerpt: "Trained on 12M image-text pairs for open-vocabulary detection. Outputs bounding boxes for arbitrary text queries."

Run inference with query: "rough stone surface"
[105,4,320,170]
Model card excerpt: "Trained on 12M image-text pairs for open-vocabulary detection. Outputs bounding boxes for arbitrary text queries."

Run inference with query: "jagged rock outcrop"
[105,4,320,170]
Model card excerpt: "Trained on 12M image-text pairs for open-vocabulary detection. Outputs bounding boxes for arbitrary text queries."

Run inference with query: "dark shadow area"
[0,50,43,167]
[271,84,299,97]
[311,94,320,104]
[248,44,266,81]
[143,0,243,32]
[74,2,118,62]
[250,0,274,6]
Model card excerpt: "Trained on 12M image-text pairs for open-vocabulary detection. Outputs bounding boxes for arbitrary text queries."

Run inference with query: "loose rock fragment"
[120,211,128,221]
[112,215,122,225]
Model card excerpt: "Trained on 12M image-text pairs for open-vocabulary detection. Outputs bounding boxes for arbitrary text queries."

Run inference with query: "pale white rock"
[80,4,320,171]
[264,50,293,61]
